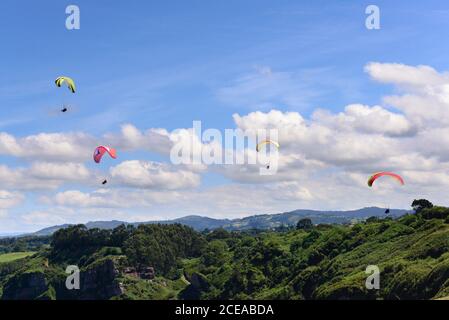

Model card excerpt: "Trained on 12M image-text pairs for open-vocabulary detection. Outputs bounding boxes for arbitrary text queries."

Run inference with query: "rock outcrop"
[179,271,210,300]
[59,258,123,300]
[2,272,50,300]
[2,258,123,300]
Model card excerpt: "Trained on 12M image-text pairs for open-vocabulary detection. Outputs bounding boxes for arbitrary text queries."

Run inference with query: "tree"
[123,224,206,275]
[412,199,433,213]
[206,228,231,241]
[201,240,228,267]
[366,216,379,223]
[110,224,134,247]
[296,218,313,230]
[301,230,321,249]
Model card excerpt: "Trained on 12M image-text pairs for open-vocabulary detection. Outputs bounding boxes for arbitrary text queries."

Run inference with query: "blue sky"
[2,1,449,233]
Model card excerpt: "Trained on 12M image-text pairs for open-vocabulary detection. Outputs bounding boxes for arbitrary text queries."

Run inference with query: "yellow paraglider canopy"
[256,139,280,152]
[55,76,76,93]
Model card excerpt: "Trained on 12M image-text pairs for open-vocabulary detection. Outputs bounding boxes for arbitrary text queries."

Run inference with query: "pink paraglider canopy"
[93,146,117,163]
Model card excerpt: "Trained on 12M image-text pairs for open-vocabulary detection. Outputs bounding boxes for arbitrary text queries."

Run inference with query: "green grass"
[0,252,35,264]
[116,275,189,300]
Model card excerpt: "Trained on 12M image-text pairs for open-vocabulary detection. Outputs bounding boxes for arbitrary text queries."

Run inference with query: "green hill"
[0,204,448,300]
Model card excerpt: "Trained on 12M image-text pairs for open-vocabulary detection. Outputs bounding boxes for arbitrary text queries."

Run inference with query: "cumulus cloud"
[29,162,91,181]
[365,62,446,87]
[366,62,449,126]
[233,109,305,132]
[0,190,24,218]
[0,162,94,190]
[0,132,94,161]
[21,210,68,226]
[110,160,201,189]
[312,104,416,137]
[0,190,24,209]
[53,190,123,208]
[0,165,60,190]
[105,124,173,154]
[233,109,393,168]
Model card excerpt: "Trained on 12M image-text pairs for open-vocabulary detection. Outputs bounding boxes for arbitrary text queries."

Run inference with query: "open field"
[0,252,35,264]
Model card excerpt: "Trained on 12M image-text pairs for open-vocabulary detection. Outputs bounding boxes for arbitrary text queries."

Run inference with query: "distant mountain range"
[26,207,410,237]
[0,232,26,239]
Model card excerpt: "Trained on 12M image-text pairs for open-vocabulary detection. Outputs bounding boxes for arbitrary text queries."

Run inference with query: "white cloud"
[0,190,24,218]
[366,62,449,126]
[29,162,91,181]
[21,210,68,226]
[312,104,416,137]
[268,181,314,201]
[0,165,60,190]
[0,132,94,162]
[106,123,173,154]
[234,109,305,132]
[0,190,24,209]
[0,162,94,190]
[233,109,395,168]
[53,190,122,208]
[110,160,201,189]
[365,62,446,87]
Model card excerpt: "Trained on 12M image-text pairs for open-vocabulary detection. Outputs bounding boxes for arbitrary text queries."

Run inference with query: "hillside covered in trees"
[1,200,449,300]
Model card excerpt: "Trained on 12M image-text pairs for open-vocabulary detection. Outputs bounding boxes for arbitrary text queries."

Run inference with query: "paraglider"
[93,146,117,185]
[256,139,279,170]
[55,76,76,93]
[54,76,75,115]
[93,146,117,163]
[367,172,404,187]
[368,172,404,217]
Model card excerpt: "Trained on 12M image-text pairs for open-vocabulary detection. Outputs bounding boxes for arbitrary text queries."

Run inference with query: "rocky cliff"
[2,258,123,300]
